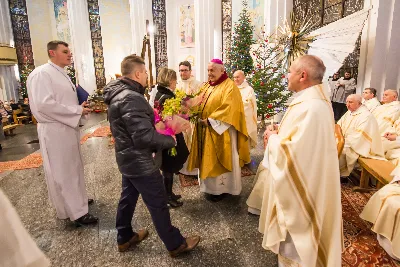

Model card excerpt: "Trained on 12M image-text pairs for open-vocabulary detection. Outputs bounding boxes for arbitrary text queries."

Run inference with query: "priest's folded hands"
[384,132,397,141]
[263,124,278,148]
[81,101,92,115]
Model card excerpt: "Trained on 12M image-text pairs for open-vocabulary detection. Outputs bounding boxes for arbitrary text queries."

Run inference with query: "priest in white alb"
[382,121,400,166]
[362,87,381,113]
[360,170,400,261]
[27,41,98,225]
[0,189,50,267]
[177,61,203,176]
[256,55,343,266]
[337,94,384,178]
[233,70,258,149]
[187,59,250,202]
[372,89,400,136]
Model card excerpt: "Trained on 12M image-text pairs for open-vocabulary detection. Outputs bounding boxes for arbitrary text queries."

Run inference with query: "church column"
[357,0,400,97]
[129,0,156,80]
[67,0,97,94]
[194,0,222,82]
[264,0,293,35]
[0,0,19,101]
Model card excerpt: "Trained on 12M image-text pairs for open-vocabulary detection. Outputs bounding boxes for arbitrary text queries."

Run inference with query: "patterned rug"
[0,126,112,173]
[179,174,199,187]
[341,183,400,266]
[0,153,43,173]
[241,166,255,177]
[179,167,255,187]
[80,126,111,144]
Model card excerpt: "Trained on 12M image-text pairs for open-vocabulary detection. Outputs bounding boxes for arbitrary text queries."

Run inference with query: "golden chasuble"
[187,78,250,179]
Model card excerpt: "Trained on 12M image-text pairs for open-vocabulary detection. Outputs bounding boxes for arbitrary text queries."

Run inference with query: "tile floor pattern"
[0,123,277,266]
[1,121,399,266]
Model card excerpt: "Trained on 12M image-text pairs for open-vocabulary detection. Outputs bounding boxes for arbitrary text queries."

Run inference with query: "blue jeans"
[116,170,184,251]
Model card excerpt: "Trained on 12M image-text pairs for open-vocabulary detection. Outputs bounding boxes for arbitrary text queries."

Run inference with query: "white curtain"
[194,0,222,82]
[67,0,97,94]
[129,0,156,79]
[0,0,19,101]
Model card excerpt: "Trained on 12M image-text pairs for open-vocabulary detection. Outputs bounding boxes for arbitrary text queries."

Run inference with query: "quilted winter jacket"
[103,77,175,178]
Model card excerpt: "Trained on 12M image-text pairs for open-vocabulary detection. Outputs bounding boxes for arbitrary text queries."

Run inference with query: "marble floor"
[0,116,277,266]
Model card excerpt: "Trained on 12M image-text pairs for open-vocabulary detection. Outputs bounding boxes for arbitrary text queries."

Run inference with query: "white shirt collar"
[48,60,67,73]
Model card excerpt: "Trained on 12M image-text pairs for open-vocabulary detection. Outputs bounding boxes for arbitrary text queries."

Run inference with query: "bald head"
[382,89,398,104]
[233,70,245,86]
[288,55,326,92]
[346,94,362,112]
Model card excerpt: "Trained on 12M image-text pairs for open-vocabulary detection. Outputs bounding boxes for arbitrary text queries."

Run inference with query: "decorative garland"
[87,0,106,89]
[152,0,168,77]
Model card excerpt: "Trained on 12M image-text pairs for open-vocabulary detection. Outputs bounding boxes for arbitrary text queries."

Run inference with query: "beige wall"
[26,0,55,67]
[99,0,133,82]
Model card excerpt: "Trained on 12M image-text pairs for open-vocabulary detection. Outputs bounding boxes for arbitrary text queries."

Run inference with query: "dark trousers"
[163,171,174,197]
[116,171,185,251]
[332,102,347,122]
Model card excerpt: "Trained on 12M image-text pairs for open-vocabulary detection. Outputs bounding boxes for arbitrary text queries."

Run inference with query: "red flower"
[266,114,270,118]
[281,75,285,78]
[265,39,268,42]
[260,82,264,86]
[268,104,273,109]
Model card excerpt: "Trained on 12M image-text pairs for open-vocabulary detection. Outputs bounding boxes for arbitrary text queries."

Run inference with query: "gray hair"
[347,94,362,104]
[233,70,245,77]
[385,89,399,98]
[292,55,326,82]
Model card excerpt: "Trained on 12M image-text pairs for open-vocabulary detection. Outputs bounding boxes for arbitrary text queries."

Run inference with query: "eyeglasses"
[179,69,190,72]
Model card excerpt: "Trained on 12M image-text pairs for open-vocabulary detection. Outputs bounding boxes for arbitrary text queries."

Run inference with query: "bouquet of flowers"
[180,91,204,123]
[154,89,195,156]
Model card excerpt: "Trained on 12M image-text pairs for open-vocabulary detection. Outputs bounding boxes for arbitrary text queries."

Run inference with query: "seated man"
[362,87,381,113]
[382,122,400,166]
[360,172,400,261]
[372,89,400,136]
[338,94,384,178]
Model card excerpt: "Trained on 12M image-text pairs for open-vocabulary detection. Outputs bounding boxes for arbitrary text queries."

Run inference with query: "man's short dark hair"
[47,40,69,57]
[365,88,377,97]
[179,61,191,71]
[121,55,145,76]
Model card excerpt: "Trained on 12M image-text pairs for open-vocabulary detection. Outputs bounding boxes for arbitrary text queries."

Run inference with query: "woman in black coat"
[155,68,189,208]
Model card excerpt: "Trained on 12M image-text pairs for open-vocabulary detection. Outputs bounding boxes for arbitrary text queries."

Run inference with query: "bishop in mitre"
[233,70,258,149]
[177,61,203,176]
[362,87,381,113]
[360,170,400,261]
[372,89,400,136]
[252,55,342,266]
[337,94,384,178]
[27,41,97,225]
[187,59,250,201]
[0,189,50,267]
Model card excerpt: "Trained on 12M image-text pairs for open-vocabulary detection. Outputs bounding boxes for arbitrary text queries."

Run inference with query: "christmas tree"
[249,32,291,122]
[224,0,255,76]
[19,62,34,99]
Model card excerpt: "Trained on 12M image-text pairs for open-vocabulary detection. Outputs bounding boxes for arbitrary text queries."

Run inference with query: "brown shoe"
[169,236,201,257]
[118,229,149,252]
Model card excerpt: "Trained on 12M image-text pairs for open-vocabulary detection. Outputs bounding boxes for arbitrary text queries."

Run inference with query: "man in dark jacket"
[103,55,200,257]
